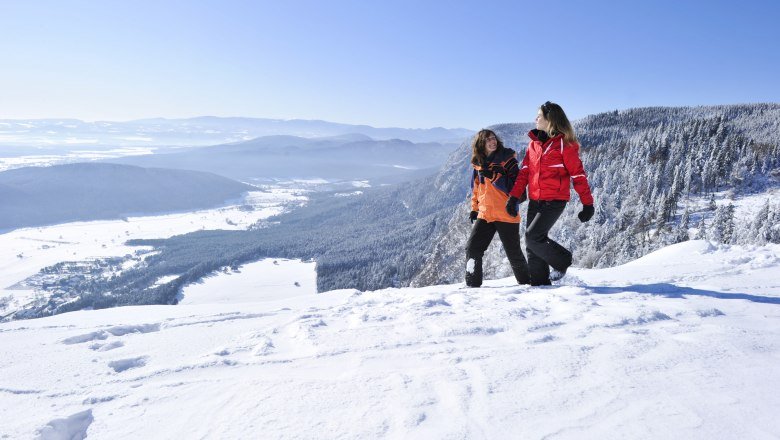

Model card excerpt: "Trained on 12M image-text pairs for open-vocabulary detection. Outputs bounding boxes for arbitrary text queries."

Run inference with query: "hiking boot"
[549,267,567,282]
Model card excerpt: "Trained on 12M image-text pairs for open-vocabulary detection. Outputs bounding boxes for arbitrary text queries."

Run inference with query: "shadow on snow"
[586,283,780,305]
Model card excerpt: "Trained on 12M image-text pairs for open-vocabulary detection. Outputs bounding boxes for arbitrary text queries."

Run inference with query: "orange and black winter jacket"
[509,130,594,205]
[471,147,521,223]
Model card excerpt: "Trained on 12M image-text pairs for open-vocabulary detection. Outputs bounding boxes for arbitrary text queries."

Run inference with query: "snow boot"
[549,266,568,282]
[465,257,483,287]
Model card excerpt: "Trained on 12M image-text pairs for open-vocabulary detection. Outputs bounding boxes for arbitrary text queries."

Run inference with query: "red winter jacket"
[509,130,594,205]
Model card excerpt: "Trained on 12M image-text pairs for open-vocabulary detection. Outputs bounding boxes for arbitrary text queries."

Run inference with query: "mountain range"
[0,117,474,149]
[105,133,455,181]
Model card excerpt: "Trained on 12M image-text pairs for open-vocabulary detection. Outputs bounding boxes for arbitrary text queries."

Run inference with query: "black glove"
[505,196,519,217]
[479,168,494,179]
[469,210,478,223]
[518,190,527,204]
[578,204,594,223]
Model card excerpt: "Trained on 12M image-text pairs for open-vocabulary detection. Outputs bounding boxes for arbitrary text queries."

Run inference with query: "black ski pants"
[525,200,572,286]
[465,219,530,287]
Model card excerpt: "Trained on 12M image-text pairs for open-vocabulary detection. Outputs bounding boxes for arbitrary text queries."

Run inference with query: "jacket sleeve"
[470,168,480,212]
[562,144,594,205]
[508,149,530,198]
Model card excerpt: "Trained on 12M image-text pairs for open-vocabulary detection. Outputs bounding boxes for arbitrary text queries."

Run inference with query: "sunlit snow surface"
[1,240,779,439]
[179,259,317,305]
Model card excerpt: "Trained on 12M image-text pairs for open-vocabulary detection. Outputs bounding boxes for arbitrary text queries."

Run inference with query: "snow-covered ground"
[179,259,317,305]
[682,186,780,234]
[1,240,778,439]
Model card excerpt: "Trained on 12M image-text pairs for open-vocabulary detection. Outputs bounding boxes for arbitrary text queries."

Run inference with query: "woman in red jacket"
[466,129,530,287]
[505,102,594,285]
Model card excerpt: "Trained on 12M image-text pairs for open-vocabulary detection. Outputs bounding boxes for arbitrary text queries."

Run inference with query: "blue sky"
[1,0,778,129]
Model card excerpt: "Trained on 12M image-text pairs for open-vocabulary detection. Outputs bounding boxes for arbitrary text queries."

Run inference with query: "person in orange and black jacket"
[505,101,594,286]
[466,129,530,288]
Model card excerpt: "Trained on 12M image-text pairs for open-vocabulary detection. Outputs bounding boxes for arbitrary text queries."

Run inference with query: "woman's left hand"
[578,204,595,222]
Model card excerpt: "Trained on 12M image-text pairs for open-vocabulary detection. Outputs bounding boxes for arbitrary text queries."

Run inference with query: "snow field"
[1,240,779,439]
[179,259,317,305]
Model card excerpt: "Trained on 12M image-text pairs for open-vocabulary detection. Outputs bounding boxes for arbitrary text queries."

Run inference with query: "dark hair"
[470,129,504,165]
[540,101,578,143]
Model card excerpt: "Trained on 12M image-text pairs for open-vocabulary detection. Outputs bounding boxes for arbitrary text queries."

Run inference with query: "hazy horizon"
[5,101,780,132]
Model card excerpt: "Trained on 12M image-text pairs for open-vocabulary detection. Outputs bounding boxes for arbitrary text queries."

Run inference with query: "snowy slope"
[179,259,317,305]
[1,241,779,439]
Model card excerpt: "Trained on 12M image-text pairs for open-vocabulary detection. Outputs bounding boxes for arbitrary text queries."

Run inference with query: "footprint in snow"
[35,409,93,440]
[108,356,147,373]
[696,308,726,317]
[532,334,556,344]
[62,323,161,345]
[89,341,125,352]
[252,337,275,356]
[607,310,673,328]
[443,326,505,337]
[527,321,565,332]
[420,298,451,308]
[214,334,275,357]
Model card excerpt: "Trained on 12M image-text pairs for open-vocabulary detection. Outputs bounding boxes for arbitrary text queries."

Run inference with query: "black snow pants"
[465,219,530,287]
[525,200,572,286]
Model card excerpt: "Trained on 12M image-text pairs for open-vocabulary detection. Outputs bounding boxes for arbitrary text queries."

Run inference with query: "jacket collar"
[528,129,563,144]
[480,146,515,165]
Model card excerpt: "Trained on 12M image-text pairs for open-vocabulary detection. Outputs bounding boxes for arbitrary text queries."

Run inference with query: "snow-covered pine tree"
[675,208,690,243]
[762,203,780,244]
[711,203,736,244]
[696,219,708,240]
[749,199,771,244]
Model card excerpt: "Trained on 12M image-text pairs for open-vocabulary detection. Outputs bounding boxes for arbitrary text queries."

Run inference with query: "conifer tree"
[751,199,771,244]
[711,203,735,244]
[695,219,708,240]
[675,208,690,243]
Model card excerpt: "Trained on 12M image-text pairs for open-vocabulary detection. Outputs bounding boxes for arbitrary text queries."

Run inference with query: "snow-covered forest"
[574,105,780,263]
[413,104,780,286]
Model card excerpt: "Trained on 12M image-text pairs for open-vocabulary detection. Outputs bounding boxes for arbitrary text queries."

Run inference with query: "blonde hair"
[541,101,578,143]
